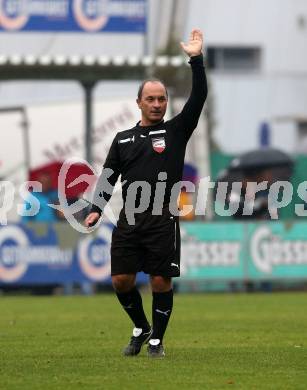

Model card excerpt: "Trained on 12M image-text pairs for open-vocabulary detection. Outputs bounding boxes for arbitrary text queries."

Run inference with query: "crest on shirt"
[152,137,166,153]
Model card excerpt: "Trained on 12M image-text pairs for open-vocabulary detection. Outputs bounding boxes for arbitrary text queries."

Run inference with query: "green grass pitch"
[0,292,306,389]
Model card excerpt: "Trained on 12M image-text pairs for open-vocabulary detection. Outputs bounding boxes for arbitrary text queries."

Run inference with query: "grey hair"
[137,78,168,100]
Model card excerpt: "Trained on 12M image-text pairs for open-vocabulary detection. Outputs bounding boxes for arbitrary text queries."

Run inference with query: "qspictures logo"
[3,156,307,233]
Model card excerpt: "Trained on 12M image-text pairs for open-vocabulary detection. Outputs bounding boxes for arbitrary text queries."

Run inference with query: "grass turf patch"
[0,292,306,389]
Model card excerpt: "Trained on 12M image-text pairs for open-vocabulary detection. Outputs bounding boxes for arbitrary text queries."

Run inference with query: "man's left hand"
[180,29,203,57]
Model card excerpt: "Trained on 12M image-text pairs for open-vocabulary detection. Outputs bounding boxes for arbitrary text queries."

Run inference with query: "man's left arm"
[177,29,208,139]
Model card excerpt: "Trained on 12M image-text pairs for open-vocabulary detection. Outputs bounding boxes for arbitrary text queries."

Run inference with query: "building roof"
[0,55,187,82]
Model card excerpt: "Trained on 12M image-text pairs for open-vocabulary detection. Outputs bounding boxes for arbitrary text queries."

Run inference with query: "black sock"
[116,287,150,331]
[151,289,173,342]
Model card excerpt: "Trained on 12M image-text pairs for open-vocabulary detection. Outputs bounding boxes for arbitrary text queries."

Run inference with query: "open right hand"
[84,212,101,227]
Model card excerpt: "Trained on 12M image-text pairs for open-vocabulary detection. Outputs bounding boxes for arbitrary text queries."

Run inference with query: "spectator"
[22,172,58,222]
[179,188,195,221]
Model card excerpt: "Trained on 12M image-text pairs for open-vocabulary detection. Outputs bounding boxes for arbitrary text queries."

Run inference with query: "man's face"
[137,81,168,125]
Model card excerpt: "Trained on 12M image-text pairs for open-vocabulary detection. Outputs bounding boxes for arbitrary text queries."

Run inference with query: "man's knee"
[150,276,172,292]
[112,274,136,293]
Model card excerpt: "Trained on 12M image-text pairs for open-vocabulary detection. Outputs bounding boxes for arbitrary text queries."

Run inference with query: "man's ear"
[136,98,141,108]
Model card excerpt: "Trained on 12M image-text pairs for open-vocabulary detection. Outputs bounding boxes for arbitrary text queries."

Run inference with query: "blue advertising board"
[0,223,147,285]
[0,0,146,33]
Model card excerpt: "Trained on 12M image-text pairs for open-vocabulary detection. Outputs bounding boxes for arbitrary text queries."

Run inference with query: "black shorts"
[111,207,181,277]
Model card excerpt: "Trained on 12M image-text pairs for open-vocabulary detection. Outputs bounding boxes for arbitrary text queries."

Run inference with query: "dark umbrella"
[229,148,293,171]
[214,167,245,202]
[216,167,244,183]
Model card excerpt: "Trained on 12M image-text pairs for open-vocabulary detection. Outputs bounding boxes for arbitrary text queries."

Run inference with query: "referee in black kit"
[85,29,207,358]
